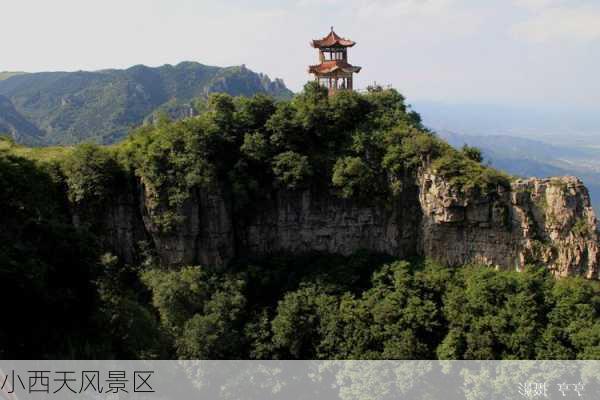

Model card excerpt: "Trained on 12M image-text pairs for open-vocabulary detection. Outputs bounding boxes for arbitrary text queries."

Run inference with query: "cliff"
[100,170,599,279]
[54,85,599,280]
[420,173,598,278]
[3,86,600,361]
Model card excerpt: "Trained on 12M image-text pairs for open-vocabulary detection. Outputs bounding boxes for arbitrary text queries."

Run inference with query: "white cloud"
[511,4,600,43]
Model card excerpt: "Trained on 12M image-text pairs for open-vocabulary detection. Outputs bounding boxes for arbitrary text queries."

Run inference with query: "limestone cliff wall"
[419,174,599,279]
[97,173,600,279]
[101,183,234,267]
[236,186,421,260]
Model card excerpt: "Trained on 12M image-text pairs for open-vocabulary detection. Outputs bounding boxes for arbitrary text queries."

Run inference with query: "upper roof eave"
[311,29,356,48]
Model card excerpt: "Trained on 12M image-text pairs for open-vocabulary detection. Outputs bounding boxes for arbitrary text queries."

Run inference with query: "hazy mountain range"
[434,131,600,212]
[0,94,43,145]
[413,100,600,146]
[410,100,600,212]
[0,62,292,145]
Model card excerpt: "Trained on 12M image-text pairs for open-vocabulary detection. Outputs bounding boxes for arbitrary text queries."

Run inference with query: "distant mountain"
[0,62,293,145]
[439,131,597,163]
[438,131,600,213]
[414,100,600,147]
[415,101,600,212]
[0,95,42,145]
[0,72,26,81]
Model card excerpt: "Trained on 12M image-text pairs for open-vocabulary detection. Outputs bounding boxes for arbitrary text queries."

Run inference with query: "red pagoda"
[309,27,362,94]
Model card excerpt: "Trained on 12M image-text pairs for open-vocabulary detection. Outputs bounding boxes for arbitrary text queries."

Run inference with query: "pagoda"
[309,27,361,94]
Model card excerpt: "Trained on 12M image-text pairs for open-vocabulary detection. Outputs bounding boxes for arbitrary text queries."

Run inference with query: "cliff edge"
[420,173,598,278]
[100,171,599,279]
[50,85,599,279]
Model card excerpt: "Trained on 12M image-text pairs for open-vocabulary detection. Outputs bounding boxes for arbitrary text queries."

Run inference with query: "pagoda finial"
[330,26,334,32]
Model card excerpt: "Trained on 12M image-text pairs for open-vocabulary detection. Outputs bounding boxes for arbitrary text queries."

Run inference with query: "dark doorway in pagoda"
[309,27,362,95]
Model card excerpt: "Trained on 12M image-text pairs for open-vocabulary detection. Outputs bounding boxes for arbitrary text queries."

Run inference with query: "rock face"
[237,186,421,261]
[99,172,600,279]
[420,174,599,278]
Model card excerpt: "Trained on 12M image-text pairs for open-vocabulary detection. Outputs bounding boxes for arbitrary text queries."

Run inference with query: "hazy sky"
[3,0,600,109]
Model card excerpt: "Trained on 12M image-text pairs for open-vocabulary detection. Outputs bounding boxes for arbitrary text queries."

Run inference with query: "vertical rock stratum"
[420,174,598,278]
[99,172,599,279]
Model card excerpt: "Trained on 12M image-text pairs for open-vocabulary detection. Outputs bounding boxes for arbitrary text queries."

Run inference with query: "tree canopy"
[0,85,594,360]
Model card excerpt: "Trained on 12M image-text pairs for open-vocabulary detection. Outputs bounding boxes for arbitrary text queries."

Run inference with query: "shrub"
[572,218,592,238]
[272,151,312,189]
[62,143,121,205]
[241,132,269,161]
[121,119,217,232]
[332,156,375,198]
[461,145,483,163]
[432,150,510,196]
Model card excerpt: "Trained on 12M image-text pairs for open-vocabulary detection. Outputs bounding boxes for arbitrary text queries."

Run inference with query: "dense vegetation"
[0,84,597,359]
[0,62,292,146]
[139,256,600,360]
[117,83,509,231]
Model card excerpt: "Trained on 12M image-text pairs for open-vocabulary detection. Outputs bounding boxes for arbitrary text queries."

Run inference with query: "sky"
[2,0,600,110]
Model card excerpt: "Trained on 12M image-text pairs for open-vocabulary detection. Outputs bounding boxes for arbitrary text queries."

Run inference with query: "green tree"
[271,283,339,358]
[438,267,550,359]
[96,254,168,358]
[177,278,246,358]
[332,156,375,198]
[461,144,484,163]
[537,277,600,359]
[62,143,121,205]
[234,95,276,131]
[0,152,108,358]
[142,266,247,359]
[266,102,303,151]
[241,132,270,161]
[271,151,312,189]
[355,261,442,359]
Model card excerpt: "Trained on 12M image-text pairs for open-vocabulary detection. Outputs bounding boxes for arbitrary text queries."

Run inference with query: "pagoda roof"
[309,60,362,75]
[311,29,356,48]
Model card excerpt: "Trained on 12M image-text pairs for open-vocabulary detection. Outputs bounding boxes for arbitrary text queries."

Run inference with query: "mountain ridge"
[0,71,26,81]
[0,62,293,145]
[0,95,43,145]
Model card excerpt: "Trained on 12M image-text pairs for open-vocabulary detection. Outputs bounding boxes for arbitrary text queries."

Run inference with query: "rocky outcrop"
[99,182,234,267]
[419,173,599,279]
[141,187,235,267]
[99,172,600,279]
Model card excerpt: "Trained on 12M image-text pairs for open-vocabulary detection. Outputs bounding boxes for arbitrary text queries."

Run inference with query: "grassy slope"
[0,136,72,161]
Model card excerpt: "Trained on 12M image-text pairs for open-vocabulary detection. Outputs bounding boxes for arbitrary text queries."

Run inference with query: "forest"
[0,83,598,359]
